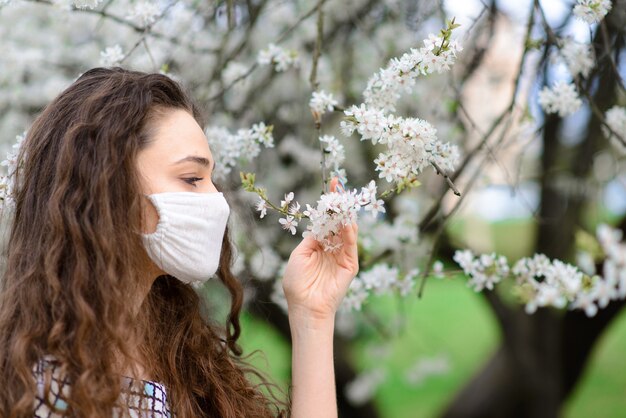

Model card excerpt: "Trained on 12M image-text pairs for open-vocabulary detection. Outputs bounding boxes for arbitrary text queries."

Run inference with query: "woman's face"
[136,108,218,235]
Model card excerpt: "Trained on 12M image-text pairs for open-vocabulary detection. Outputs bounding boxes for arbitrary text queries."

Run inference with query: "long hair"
[0,67,287,417]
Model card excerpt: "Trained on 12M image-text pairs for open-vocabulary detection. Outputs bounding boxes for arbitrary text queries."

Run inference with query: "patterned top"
[32,355,173,417]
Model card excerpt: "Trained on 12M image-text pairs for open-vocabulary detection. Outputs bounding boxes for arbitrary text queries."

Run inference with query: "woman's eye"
[182,177,204,187]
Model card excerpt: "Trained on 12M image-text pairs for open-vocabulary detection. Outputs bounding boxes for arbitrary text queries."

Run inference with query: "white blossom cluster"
[573,0,612,24]
[361,33,463,112]
[404,354,451,386]
[309,90,338,118]
[453,250,509,292]
[222,61,249,87]
[99,45,124,67]
[359,212,418,254]
[595,224,626,311]
[341,108,460,183]
[319,134,345,176]
[205,122,274,180]
[512,254,588,314]
[341,265,419,311]
[257,43,300,72]
[452,224,626,317]
[259,181,386,249]
[0,131,26,211]
[249,246,282,281]
[559,38,595,78]
[336,30,462,187]
[126,1,162,27]
[603,105,626,154]
[538,81,583,117]
[301,180,386,251]
[344,368,386,406]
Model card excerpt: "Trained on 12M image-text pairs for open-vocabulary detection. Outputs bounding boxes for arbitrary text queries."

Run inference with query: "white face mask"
[141,191,230,287]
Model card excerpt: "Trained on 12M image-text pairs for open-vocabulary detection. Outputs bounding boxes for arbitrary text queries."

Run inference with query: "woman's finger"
[329,177,339,193]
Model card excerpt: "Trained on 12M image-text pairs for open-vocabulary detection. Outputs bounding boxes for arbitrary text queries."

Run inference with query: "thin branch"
[430,161,461,196]
[26,0,219,55]
[208,0,327,102]
[310,0,328,194]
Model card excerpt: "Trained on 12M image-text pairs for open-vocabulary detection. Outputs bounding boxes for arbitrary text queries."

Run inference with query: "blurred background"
[1,0,625,416]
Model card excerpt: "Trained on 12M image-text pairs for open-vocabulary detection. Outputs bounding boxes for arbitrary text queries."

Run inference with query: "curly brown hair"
[0,67,288,417]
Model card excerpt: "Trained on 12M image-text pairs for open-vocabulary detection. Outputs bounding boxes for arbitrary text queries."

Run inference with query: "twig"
[310,0,328,194]
[208,0,328,102]
[430,161,461,196]
[26,0,219,55]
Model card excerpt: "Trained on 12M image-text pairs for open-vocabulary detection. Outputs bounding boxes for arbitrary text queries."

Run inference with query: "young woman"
[0,67,359,417]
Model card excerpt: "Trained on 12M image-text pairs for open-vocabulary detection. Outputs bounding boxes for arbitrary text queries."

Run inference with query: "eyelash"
[183,177,204,187]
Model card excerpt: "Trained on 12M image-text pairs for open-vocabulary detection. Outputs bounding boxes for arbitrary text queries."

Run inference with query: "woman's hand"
[282,177,359,324]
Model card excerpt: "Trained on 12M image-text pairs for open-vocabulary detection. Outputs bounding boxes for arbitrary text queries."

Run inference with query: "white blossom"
[559,38,594,78]
[455,227,626,318]
[0,131,27,211]
[345,368,386,406]
[603,106,626,154]
[270,277,288,312]
[302,183,385,252]
[205,123,274,180]
[571,292,598,317]
[319,135,345,170]
[405,355,451,386]
[278,215,298,235]
[280,191,294,208]
[362,32,462,112]
[538,81,583,117]
[222,61,249,86]
[255,198,268,219]
[99,45,124,67]
[250,246,282,281]
[257,43,299,72]
[309,90,338,117]
[341,266,417,311]
[573,0,612,24]
[360,264,399,296]
[344,106,459,184]
[576,250,596,275]
[126,1,161,27]
[453,251,509,292]
[342,278,369,311]
[432,260,445,278]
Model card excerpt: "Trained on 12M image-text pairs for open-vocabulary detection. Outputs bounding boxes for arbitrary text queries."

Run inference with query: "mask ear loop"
[143,193,166,272]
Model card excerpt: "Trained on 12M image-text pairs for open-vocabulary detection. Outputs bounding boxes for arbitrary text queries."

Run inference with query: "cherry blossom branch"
[419,2,536,231]
[208,0,327,102]
[25,0,219,54]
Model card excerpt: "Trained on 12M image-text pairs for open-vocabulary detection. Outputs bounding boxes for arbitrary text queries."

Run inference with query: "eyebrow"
[172,155,215,170]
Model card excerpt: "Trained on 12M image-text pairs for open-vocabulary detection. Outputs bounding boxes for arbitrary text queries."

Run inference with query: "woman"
[0,67,359,417]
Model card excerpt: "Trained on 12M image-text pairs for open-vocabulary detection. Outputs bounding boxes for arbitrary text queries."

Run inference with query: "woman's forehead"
[142,108,213,163]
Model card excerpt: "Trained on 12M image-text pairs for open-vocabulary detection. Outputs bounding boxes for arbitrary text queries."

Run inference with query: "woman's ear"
[140,194,159,235]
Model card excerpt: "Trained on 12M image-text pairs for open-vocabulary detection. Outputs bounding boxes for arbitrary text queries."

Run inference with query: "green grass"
[350,278,499,418]
[563,307,626,418]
